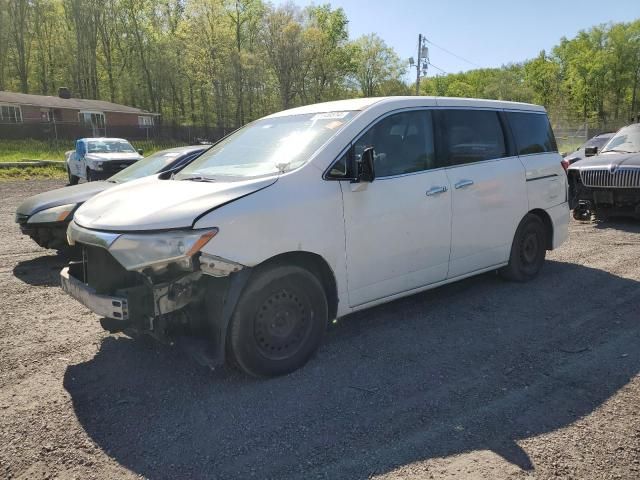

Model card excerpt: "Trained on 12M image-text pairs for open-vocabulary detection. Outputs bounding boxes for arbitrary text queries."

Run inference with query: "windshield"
[108,150,197,183]
[583,135,612,150]
[87,140,136,154]
[601,125,640,154]
[176,111,357,180]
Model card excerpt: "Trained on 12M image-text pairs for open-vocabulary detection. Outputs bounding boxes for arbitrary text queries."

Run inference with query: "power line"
[427,61,449,75]
[423,37,482,69]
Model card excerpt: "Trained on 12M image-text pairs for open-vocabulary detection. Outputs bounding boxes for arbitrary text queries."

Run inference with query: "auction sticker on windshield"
[311,112,351,120]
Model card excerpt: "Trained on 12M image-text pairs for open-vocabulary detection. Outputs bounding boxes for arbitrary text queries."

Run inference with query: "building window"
[138,115,154,127]
[40,109,51,122]
[79,111,105,129]
[0,104,22,123]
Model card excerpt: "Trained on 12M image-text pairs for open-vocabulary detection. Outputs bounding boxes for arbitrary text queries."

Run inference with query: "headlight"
[27,203,77,224]
[86,157,103,170]
[108,228,218,271]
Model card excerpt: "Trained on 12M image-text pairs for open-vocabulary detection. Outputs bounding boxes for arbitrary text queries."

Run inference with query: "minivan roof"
[265,96,546,118]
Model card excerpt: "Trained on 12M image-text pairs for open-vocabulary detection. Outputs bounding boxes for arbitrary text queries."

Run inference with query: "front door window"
[354,110,437,177]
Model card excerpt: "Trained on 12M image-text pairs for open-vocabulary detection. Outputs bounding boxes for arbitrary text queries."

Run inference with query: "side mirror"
[137,149,144,155]
[358,146,376,183]
[584,146,598,157]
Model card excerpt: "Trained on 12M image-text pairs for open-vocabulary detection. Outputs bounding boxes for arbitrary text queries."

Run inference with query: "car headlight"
[27,203,77,224]
[108,228,218,271]
[86,157,103,170]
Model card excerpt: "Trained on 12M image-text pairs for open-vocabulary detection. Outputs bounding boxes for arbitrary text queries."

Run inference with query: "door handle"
[455,179,474,189]
[426,185,448,196]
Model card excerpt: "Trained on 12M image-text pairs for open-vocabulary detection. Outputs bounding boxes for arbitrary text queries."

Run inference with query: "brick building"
[0,88,159,139]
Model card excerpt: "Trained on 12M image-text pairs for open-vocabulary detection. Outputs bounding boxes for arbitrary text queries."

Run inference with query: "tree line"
[0,0,406,129]
[0,1,638,130]
[421,20,640,129]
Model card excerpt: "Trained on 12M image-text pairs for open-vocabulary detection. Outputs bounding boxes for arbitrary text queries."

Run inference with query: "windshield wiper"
[180,175,216,182]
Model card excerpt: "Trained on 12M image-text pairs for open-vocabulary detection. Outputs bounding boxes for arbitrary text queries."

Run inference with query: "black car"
[16,145,208,252]
[568,123,640,220]
[562,132,615,169]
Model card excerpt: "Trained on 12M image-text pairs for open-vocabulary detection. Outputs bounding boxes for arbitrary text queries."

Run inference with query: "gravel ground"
[1,178,639,480]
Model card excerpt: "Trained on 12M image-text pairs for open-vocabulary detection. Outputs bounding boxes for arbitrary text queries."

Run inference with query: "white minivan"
[61,97,569,377]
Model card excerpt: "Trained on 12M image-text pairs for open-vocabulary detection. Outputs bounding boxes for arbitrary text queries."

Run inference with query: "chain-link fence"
[0,122,237,144]
[551,118,628,155]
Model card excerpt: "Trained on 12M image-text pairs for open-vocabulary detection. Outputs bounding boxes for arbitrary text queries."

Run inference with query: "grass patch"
[0,139,189,162]
[0,165,67,180]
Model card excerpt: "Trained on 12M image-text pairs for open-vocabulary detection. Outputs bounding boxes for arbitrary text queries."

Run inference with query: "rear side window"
[507,112,557,155]
[437,110,507,166]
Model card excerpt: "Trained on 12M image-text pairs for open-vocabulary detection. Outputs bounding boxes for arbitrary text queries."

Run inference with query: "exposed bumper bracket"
[60,266,129,320]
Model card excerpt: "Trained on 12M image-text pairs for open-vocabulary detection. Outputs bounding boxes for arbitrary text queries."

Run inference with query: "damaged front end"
[568,166,640,220]
[60,221,248,360]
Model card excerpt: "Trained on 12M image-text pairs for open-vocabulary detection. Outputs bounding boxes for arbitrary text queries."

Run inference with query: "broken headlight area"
[90,228,219,272]
[63,229,245,343]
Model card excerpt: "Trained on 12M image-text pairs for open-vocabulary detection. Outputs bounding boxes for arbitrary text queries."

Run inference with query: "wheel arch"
[208,250,338,366]
[527,208,553,250]
[254,251,339,321]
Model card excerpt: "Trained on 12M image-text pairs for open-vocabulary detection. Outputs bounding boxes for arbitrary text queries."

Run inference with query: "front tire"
[500,214,547,282]
[86,167,94,182]
[227,265,328,377]
[67,166,79,185]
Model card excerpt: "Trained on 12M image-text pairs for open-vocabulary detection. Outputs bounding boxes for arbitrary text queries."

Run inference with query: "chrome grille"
[580,168,640,188]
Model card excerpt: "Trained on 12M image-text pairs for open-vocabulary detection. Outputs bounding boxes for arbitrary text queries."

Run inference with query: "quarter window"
[437,109,507,166]
[354,110,436,177]
[506,112,557,155]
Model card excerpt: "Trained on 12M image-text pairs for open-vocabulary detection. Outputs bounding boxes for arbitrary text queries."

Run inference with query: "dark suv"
[568,123,640,220]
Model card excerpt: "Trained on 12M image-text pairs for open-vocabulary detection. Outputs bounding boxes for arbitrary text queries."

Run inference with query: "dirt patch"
[1,178,639,479]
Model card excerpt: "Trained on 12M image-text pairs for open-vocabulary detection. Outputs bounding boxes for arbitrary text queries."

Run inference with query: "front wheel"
[227,265,328,377]
[67,166,79,185]
[86,167,94,182]
[500,214,547,282]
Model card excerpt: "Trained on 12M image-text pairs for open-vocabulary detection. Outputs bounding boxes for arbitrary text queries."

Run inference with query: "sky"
[278,0,639,78]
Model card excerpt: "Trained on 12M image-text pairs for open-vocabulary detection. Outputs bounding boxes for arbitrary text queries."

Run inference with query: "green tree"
[351,33,404,97]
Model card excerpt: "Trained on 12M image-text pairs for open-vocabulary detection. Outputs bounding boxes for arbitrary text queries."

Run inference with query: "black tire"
[500,214,547,282]
[67,166,79,185]
[86,168,93,182]
[573,208,590,221]
[227,265,328,377]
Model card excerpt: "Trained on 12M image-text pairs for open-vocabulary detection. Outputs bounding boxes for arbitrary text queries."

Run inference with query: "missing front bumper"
[60,266,129,320]
[60,263,205,323]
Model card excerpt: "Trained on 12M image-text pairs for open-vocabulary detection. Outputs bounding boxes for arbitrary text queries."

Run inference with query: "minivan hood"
[570,152,640,169]
[86,152,142,161]
[16,181,112,217]
[74,176,278,231]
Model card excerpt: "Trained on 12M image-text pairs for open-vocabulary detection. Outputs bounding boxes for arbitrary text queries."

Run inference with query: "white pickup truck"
[66,137,143,184]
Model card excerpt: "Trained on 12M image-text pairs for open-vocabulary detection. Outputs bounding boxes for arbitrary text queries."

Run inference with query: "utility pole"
[416,34,422,95]
[409,34,429,96]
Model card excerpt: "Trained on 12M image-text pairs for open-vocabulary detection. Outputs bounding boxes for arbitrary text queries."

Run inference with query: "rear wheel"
[227,265,328,377]
[67,166,79,185]
[500,214,547,282]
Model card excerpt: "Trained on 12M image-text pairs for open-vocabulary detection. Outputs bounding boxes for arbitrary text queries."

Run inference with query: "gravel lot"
[1,178,639,480]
